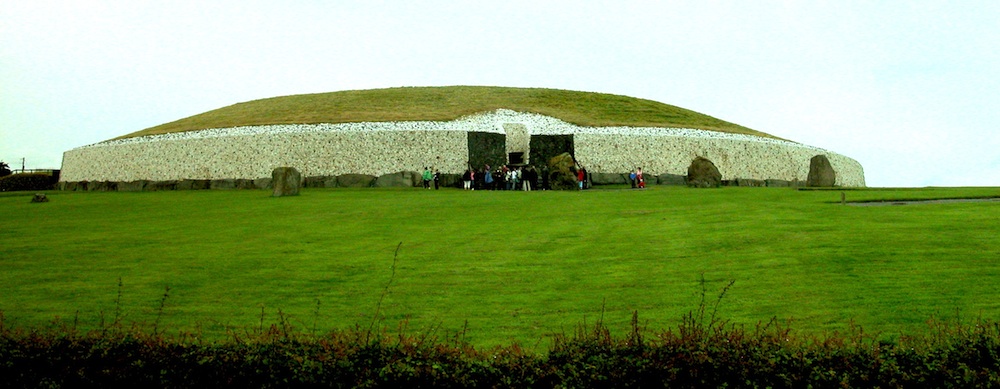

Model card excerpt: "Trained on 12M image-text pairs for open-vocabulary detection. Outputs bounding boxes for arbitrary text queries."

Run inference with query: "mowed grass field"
[2,186,999,350]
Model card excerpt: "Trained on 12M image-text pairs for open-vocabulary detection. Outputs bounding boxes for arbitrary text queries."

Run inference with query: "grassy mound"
[119,86,770,140]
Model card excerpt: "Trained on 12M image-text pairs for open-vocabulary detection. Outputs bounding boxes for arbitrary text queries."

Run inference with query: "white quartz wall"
[574,133,865,186]
[62,130,471,182]
[61,109,865,186]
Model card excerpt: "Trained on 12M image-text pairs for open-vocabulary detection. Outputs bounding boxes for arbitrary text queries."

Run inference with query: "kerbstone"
[687,157,722,188]
[375,171,420,188]
[657,174,687,186]
[590,173,627,185]
[336,174,375,188]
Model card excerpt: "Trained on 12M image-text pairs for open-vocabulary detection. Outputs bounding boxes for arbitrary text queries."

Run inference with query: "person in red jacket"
[577,166,586,190]
[636,167,645,189]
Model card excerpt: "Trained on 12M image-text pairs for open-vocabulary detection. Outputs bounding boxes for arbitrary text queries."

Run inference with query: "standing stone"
[272,167,302,197]
[686,157,722,188]
[807,155,837,187]
[31,193,49,203]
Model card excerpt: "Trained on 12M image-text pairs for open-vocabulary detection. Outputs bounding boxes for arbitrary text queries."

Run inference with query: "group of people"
[461,164,546,191]
[420,165,646,190]
[421,167,441,190]
[629,167,646,189]
[420,165,547,191]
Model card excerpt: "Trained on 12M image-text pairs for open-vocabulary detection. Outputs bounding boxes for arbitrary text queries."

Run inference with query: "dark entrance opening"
[508,152,524,165]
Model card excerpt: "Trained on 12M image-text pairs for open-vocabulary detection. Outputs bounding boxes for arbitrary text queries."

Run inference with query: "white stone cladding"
[502,123,530,162]
[573,133,865,186]
[60,109,865,186]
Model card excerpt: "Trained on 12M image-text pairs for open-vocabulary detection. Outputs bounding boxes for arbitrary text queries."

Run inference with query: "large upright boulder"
[807,155,837,187]
[686,157,722,188]
[547,152,579,190]
[272,167,302,197]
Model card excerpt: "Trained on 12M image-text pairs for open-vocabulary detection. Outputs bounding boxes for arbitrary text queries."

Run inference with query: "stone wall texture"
[61,109,865,187]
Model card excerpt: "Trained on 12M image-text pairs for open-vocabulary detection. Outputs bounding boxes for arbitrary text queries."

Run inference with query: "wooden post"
[841,191,846,205]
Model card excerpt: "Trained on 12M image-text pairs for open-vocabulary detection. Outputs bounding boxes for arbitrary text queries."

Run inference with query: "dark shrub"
[0,173,56,192]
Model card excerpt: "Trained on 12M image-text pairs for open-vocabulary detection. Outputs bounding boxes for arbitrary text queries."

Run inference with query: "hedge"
[3,313,999,387]
[0,173,56,192]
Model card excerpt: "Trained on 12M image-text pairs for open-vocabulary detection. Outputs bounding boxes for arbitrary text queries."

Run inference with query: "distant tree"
[0,161,11,177]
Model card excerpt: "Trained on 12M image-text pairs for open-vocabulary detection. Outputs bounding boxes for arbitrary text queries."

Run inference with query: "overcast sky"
[3,1,998,187]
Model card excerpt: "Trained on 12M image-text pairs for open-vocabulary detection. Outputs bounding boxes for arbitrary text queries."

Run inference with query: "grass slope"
[2,187,999,350]
[120,86,769,140]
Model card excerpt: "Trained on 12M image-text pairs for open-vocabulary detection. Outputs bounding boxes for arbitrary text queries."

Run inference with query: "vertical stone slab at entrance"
[467,132,507,170]
[272,167,302,197]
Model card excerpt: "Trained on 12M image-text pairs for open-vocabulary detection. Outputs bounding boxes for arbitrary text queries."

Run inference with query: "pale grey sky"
[3,1,998,187]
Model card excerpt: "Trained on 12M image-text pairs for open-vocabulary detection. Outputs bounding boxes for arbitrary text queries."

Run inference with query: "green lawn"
[2,187,999,349]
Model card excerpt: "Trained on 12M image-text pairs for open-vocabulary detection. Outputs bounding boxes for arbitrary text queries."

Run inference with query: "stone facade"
[60,109,865,187]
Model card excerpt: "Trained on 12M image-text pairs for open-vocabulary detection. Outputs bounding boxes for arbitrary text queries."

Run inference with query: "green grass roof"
[119,86,775,140]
